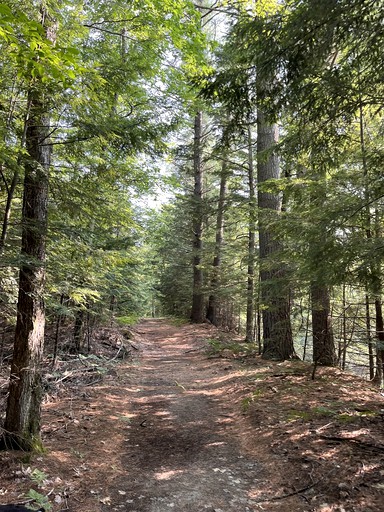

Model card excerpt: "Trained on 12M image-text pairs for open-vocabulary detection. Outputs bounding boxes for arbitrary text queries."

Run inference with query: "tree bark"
[0,96,31,252]
[257,110,295,360]
[0,168,19,253]
[359,95,384,383]
[366,293,374,380]
[191,111,205,323]
[206,158,227,326]
[2,8,54,451]
[374,297,384,383]
[73,308,84,352]
[245,124,256,342]
[3,91,51,450]
[311,284,336,365]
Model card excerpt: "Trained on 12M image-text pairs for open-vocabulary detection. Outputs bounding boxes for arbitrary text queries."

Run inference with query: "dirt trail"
[104,319,265,512]
[2,318,384,511]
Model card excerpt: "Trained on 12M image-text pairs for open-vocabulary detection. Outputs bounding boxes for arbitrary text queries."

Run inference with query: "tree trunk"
[52,294,65,368]
[311,284,336,365]
[191,111,205,323]
[308,163,336,366]
[3,92,51,450]
[374,297,384,384]
[73,308,84,352]
[257,110,294,360]
[0,93,31,252]
[245,124,256,342]
[2,9,55,451]
[359,95,384,383]
[366,294,374,380]
[371,259,384,383]
[0,168,19,253]
[206,158,227,326]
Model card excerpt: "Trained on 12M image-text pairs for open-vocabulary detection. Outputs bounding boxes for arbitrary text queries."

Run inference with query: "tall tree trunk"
[191,111,205,323]
[358,92,384,383]
[245,124,256,342]
[372,247,384,383]
[206,157,227,326]
[52,294,65,368]
[0,96,31,252]
[73,308,84,352]
[3,93,51,450]
[2,9,55,451]
[0,168,19,253]
[374,297,384,383]
[307,160,336,365]
[257,110,294,360]
[311,284,336,365]
[366,293,374,380]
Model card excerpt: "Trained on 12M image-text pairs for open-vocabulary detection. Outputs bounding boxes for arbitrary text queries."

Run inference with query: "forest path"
[102,318,266,512]
[3,318,382,511]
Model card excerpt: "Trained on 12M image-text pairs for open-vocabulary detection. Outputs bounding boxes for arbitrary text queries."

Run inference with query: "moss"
[168,317,190,326]
[29,435,46,454]
[242,389,264,412]
[311,406,335,416]
[337,409,378,423]
[287,409,312,421]
[250,374,266,380]
[337,413,358,423]
[207,339,258,357]
[0,432,46,453]
[286,405,379,425]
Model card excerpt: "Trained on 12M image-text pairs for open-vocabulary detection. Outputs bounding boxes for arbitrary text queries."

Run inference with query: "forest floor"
[1,318,384,512]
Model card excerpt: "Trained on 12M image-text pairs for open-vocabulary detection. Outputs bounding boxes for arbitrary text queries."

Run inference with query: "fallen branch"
[52,368,98,384]
[107,343,128,362]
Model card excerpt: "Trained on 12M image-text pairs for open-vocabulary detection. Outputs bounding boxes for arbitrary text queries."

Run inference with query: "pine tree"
[257,110,294,360]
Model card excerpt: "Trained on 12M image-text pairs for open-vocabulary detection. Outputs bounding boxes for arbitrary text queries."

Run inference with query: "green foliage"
[241,390,264,412]
[0,0,211,363]
[116,314,140,326]
[287,405,380,424]
[207,338,258,357]
[0,2,83,88]
[29,468,48,486]
[0,0,382,392]
[147,200,194,318]
[21,467,52,510]
[206,338,223,354]
[25,489,52,511]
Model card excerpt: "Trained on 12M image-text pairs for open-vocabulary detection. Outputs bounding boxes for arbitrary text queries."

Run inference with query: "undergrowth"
[115,314,140,326]
[207,338,259,357]
[286,406,380,423]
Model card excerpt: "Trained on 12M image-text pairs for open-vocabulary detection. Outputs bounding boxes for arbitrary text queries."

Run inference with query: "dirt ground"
[1,318,384,511]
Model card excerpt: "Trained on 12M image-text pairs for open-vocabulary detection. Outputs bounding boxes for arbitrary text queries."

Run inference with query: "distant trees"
[155,0,384,377]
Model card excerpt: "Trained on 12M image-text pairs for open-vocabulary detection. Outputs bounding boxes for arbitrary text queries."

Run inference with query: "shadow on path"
[104,319,263,512]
